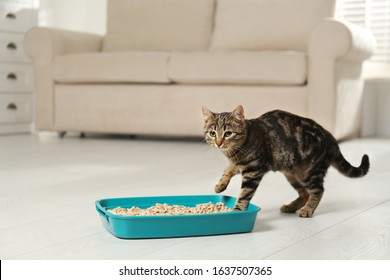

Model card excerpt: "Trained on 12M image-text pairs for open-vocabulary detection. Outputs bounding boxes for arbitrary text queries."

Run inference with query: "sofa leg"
[80,132,85,138]
[58,131,67,138]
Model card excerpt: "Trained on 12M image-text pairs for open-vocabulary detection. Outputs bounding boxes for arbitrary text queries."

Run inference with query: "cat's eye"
[209,131,216,137]
[224,131,233,138]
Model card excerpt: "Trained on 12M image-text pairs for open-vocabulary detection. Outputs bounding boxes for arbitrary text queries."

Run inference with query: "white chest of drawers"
[0,0,38,134]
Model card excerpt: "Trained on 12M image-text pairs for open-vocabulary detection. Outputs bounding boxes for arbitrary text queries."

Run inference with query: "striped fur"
[203,106,370,218]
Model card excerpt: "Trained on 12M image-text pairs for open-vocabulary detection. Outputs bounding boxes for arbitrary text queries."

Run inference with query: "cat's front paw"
[297,207,314,218]
[233,202,248,211]
[214,184,227,193]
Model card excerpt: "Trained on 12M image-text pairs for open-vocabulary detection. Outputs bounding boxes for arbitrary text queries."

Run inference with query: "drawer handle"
[6,13,16,20]
[7,42,17,50]
[7,103,17,111]
[7,73,17,80]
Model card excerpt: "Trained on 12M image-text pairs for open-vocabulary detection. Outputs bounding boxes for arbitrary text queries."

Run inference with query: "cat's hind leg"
[215,163,239,193]
[280,174,309,214]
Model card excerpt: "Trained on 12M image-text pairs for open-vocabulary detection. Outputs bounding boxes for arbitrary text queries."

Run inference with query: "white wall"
[374,80,390,137]
[362,79,390,137]
[38,0,106,35]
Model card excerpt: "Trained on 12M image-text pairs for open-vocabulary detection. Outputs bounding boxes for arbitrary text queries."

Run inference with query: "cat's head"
[202,105,247,151]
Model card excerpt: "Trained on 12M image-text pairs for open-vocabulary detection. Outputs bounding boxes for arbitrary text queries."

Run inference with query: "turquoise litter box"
[95,195,261,239]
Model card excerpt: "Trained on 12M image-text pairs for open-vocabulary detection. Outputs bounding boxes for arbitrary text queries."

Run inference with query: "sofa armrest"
[24,27,103,61]
[309,19,376,61]
[307,19,376,140]
[23,27,103,131]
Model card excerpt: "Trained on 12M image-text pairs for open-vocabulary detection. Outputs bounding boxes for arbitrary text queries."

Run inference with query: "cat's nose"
[216,139,223,147]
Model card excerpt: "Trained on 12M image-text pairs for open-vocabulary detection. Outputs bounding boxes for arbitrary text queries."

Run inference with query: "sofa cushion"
[52,52,170,83]
[103,0,215,52]
[169,51,307,85]
[211,0,335,51]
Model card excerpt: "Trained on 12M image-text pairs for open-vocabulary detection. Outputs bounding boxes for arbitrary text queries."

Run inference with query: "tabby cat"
[202,105,369,218]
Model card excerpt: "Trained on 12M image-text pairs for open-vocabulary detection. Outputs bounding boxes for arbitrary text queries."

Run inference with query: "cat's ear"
[202,106,215,123]
[233,105,245,121]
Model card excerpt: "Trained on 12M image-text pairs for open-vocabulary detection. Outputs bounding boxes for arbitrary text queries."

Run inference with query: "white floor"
[1,133,389,260]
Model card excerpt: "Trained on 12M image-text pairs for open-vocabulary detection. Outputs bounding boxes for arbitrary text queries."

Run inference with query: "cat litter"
[107,202,232,216]
[95,195,261,238]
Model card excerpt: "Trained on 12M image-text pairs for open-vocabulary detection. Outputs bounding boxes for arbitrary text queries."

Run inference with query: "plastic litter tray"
[95,195,261,239]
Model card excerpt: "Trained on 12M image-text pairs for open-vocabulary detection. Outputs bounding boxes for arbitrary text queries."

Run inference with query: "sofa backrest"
[211,0,336,52]
[103,0,335,52]
[103,0,215,52]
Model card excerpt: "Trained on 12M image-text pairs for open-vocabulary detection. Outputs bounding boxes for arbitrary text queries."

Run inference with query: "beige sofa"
[24,0,375,140]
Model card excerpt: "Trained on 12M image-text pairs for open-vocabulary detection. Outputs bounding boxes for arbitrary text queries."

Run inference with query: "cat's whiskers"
[204,144,218,156]
[223,145,242,162]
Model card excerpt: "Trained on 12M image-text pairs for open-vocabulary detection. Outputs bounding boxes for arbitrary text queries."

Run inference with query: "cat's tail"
[331,151,370,178]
